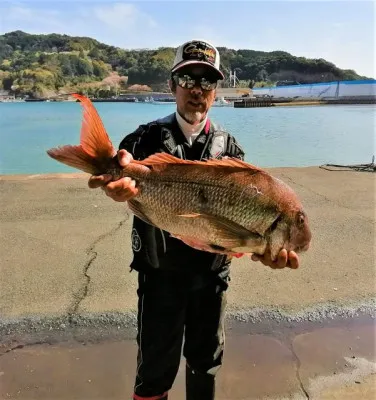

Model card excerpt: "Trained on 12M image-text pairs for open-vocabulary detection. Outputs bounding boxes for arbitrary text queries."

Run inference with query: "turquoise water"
[0,102,375,174]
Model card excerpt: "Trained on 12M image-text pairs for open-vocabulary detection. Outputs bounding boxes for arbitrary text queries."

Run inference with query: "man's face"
[170,65,218,125]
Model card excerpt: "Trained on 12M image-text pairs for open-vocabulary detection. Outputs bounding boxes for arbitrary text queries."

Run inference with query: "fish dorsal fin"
[136,153,264,173]
[73,94,116,159]
[204,157,264,172]
[134,153,191,166]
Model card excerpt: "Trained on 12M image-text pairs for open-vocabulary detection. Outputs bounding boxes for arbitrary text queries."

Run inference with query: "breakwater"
[252,79,376,100]
[234,96,376,108]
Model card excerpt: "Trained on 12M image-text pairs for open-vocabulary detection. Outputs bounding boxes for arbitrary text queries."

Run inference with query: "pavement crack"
[0,341,57,357]
[279,173,373,220]
[280,173,335,206]
[289,340,310,400]
[67,218,127,322]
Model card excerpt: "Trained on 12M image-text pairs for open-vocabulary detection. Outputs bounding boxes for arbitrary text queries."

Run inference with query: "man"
[89,39,299,400]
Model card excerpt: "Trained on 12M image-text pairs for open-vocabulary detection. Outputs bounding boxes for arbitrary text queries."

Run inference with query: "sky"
[0,0,375,78]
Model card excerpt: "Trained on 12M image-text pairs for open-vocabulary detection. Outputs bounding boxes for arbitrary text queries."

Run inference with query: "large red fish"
[47,94,311,259]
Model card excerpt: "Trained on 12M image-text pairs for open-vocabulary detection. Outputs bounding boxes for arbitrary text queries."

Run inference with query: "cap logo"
[182,41,216,65]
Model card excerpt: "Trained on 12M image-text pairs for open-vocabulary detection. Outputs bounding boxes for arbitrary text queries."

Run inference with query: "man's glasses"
[173,74,218,91]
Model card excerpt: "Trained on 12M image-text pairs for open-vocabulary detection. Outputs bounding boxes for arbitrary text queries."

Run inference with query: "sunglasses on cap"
[173,74,218,91]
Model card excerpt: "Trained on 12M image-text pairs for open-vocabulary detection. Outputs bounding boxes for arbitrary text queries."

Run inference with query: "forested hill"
[0,30,370,98]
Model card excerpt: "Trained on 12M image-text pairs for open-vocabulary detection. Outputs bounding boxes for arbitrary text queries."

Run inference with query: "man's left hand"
[251,249,299,269]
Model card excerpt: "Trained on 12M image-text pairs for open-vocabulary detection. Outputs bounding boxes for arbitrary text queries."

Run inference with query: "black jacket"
[119,113,245,275]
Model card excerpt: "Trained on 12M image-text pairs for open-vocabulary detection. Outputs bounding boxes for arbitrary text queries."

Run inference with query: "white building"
[252,80,376,99]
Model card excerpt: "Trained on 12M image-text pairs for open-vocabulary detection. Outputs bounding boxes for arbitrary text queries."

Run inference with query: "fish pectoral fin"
[127,200,154,226]
[171,235,237,255]
[201,214,264,248]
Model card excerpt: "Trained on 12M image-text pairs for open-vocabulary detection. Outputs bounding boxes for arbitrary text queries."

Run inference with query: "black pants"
[133,268,227,399]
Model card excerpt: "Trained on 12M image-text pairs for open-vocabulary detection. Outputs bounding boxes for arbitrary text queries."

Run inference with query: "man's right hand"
[88,149,139,202]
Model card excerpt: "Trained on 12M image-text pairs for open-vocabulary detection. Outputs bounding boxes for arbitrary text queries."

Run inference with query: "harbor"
[2,79,375,108]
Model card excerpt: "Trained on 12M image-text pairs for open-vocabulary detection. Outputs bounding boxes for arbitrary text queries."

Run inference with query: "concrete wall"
[252,80,376,99]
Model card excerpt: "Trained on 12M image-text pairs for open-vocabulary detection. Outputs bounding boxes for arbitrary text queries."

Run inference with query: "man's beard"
[183,111,204,125]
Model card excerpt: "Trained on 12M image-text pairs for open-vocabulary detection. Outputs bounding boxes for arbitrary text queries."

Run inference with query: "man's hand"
[251,249,299,269]
[88,149,138,202]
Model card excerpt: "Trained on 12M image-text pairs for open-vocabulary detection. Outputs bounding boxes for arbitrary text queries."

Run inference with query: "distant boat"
[91,96,138,103]
[213,97,232,107]
[24,98,46,102]
[151,97,176,105]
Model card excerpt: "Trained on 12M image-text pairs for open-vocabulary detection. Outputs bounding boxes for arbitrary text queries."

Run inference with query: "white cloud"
[92,3,157,31]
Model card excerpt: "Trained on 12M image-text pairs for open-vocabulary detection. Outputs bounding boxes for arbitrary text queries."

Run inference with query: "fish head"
[288,209,311,253]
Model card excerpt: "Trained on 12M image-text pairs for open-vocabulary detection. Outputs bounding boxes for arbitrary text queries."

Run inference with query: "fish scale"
[127,167,281,242]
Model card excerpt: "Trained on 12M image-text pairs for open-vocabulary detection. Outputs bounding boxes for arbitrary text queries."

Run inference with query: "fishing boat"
[212,97,232,107]
[151,97,176,105]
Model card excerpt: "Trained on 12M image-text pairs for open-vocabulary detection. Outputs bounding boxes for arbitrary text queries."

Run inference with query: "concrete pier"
[0,167,375,399]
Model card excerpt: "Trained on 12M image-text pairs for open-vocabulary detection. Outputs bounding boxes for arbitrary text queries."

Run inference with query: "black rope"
[319,156,375,172]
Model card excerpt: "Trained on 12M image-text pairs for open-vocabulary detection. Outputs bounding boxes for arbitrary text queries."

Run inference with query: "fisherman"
[88,39,300,400]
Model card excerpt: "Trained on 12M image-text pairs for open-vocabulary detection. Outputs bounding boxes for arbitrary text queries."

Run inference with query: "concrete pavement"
[0,167,375,399]
[1,167,374,322]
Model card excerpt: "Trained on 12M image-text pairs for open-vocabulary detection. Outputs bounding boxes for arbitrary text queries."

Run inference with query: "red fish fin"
[46,145,98,174]
[135,152,264,174]
[202,214,258,239]
[128,200,155,226]
[170,235,227,254]
[177,213,201,218]
[72,94,117,159]
[134,153,190,166]
[171,235,248,257]
[196,214,264,250]
[204,157,264,172]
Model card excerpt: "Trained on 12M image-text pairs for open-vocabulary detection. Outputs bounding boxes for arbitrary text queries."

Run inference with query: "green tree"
[0,30,369,98]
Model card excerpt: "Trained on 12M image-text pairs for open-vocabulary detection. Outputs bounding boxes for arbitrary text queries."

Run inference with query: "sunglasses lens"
[177,75,195,89]
[174,74,217,91]
[200,78,217,90]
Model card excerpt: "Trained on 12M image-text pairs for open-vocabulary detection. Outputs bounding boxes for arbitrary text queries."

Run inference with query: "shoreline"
[0,172,89,180]
[0,166,316,181]
[0,163,360,180]
[1,98,375,106]
[1,299,375,338]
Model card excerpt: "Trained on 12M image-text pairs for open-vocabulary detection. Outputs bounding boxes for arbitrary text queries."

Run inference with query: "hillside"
[0,30,370,99]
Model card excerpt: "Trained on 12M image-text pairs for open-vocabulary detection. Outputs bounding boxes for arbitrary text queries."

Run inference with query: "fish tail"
[46,94,117,175]
[46,145,98,175]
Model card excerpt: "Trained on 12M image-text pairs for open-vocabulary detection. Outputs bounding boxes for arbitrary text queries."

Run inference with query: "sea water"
[0,102,374,174]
